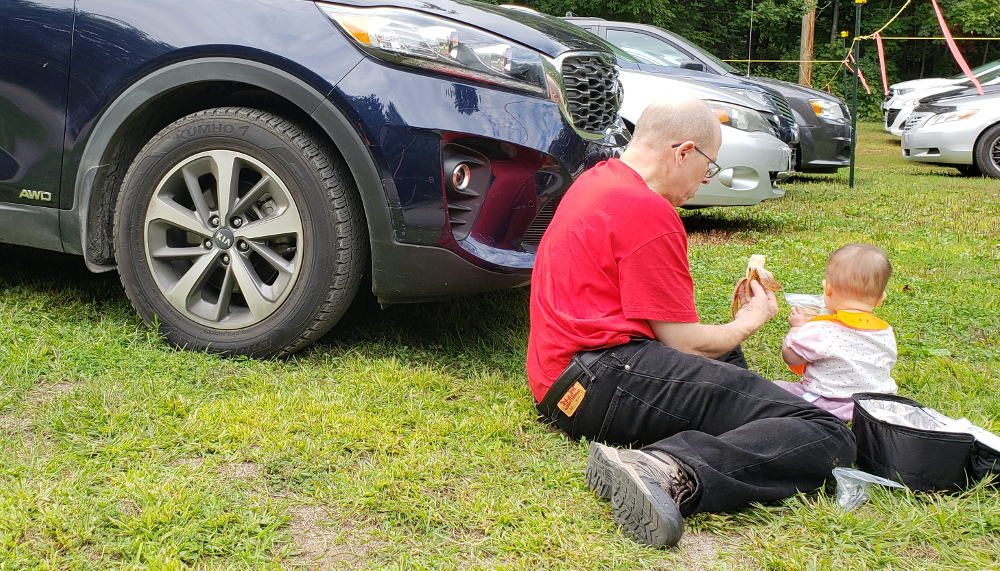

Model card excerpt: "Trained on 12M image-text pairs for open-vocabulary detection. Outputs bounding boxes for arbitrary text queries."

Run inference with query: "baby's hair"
[825,243,892,303]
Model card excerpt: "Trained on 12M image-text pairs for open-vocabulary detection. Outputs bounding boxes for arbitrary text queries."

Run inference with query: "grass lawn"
[2,122,999,570]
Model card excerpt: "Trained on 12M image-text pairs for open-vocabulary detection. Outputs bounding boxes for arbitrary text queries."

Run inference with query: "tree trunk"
[920,42,928,78]
[830,0,840,43]
[799,2,816,86]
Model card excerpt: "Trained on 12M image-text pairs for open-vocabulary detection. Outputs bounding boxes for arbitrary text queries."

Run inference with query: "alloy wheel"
[143,149,303,329]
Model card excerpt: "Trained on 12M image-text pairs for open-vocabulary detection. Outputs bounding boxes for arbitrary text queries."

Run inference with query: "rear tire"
[114,107,366,357]
[973,123,1000,179]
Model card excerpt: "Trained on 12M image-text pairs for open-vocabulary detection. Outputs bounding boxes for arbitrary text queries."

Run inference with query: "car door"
[0,0,74,249]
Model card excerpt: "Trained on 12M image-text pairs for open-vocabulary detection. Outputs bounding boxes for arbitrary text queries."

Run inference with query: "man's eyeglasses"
[672,143,722,179]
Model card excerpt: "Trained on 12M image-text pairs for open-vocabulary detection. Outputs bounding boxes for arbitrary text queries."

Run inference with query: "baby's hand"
[788,305,816,328]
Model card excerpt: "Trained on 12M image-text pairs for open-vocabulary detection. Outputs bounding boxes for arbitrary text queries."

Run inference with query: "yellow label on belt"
[557,382,587,417]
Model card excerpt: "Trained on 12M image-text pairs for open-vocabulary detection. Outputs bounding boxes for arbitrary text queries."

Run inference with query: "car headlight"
[809,99,844,120]
[896,88,913,96]
[320,4,547,95]
[704,101,775,135]
[925,109,979,126]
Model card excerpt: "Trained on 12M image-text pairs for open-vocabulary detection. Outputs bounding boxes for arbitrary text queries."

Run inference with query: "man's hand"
[733,279,779,334]
[788,305,814,328]
[649,280,778,359]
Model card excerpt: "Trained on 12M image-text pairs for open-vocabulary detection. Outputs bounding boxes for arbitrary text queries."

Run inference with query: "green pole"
[849,0,864,188]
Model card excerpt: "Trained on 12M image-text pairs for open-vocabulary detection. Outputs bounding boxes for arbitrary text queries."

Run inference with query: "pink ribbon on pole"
[874,32,889,96]
[847,53,872,95]
[930,0,984,95]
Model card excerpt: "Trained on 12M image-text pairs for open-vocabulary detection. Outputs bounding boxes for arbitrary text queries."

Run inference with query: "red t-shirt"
[526,159,699,402]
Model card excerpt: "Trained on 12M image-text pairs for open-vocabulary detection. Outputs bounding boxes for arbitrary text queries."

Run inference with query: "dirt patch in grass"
[221,461,263,481]
[284,505,386,570]
[170,456,206,469]
[679,531,758,571]
[27,379,78,407]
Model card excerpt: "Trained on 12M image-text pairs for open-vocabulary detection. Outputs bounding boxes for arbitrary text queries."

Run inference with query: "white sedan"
[883,59,1000,111]
[901,87,1000,177]
[884,75,1000,137]
[618,69,793,207]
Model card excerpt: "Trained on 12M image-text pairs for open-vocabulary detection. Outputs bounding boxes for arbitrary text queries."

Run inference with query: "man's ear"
[674,141,694,165]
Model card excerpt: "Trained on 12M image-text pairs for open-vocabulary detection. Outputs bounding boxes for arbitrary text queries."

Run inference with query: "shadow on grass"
[681,208,785,245]
[322,286,529,359]
[0,244,124,305]
[783,173,841,184]
[0,244,527,372]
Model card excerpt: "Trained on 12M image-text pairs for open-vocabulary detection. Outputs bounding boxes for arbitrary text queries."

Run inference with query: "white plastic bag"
[782,292,830,315]
[832,467,905,512]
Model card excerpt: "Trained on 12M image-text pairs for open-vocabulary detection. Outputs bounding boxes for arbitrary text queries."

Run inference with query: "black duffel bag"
[851,392,1000,493]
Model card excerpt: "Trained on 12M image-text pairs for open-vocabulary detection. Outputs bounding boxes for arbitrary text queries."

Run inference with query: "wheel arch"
[65,57,387,274]
[973,120,1000,173]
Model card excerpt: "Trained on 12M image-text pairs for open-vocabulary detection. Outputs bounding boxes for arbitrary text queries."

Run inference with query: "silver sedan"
[618,69,793,207]
[901,88,1000,177]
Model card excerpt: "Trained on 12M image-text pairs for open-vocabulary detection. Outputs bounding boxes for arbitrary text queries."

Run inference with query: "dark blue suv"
[0,0,627,357]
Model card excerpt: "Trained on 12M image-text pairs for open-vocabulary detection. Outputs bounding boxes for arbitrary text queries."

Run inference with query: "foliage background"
[485,0,1000,119]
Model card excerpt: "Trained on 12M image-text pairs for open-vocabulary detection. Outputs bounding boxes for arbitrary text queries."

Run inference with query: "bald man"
[527,97,856,548]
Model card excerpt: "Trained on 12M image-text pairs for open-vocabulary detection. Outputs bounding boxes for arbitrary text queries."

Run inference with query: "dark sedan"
[565,17,852,173]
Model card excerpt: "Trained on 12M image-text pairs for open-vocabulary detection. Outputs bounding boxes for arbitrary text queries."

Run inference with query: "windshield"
[950,59,1000,79]
[608,43,641,64]
[683,38,741,74]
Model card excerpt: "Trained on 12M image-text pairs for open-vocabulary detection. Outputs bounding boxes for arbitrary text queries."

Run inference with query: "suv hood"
[618,68,771,120]
[318,0,612,57]
[749,76,846,104]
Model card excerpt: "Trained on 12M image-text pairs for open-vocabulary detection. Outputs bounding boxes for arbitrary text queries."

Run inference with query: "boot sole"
[585,441,617,501]
[586,442,684,548]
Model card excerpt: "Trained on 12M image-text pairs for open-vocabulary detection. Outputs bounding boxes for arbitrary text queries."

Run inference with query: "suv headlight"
[926,109,979,126]
[320,4,547,95]
[809,99,844,120]
[704,101,775,135]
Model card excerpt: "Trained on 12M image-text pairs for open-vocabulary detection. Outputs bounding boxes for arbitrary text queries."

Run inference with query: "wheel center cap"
[213,228,235,250]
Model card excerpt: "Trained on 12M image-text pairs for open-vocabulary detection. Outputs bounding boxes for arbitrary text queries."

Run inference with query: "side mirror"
[680,60,705,72]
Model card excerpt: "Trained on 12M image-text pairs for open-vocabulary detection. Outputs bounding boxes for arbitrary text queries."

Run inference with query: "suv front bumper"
[334,58,628,301]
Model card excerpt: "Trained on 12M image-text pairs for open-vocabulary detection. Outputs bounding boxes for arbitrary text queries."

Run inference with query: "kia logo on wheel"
[213,228,235,249]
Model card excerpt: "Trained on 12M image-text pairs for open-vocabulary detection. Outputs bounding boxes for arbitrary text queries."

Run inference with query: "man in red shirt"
[527,96,856,548]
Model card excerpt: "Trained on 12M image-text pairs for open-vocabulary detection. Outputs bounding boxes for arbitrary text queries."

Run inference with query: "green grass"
[2,123,999,570]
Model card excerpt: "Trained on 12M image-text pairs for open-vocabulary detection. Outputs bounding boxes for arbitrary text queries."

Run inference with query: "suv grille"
[561,55,620,134]
[759,86,796,125]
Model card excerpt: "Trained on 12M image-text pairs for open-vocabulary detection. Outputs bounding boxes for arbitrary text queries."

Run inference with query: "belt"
[535,349,604,420]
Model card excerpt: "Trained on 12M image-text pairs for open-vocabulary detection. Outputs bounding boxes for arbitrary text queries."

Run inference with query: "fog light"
[452,163,472,191]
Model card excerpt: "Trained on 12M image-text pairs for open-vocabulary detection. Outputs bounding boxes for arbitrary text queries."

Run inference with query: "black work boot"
[585,441,692,548]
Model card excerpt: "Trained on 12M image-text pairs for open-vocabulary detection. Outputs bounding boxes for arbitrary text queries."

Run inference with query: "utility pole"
[849,0,864,189]
[799,0,817,86]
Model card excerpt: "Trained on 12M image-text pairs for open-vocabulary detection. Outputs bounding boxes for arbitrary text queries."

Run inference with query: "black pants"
[547,339,856,516]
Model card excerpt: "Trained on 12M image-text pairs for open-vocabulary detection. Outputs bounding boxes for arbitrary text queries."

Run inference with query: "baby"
[775,244,897,422]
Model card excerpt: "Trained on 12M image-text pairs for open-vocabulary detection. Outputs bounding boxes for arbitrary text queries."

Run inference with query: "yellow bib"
[808,310,890,331]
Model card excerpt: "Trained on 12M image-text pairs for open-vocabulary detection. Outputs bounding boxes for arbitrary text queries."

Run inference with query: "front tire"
[114,107,366,357]
[973,123,1000,178]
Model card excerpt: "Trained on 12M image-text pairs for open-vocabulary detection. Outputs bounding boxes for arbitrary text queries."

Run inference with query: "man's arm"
[648,280,779,359]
